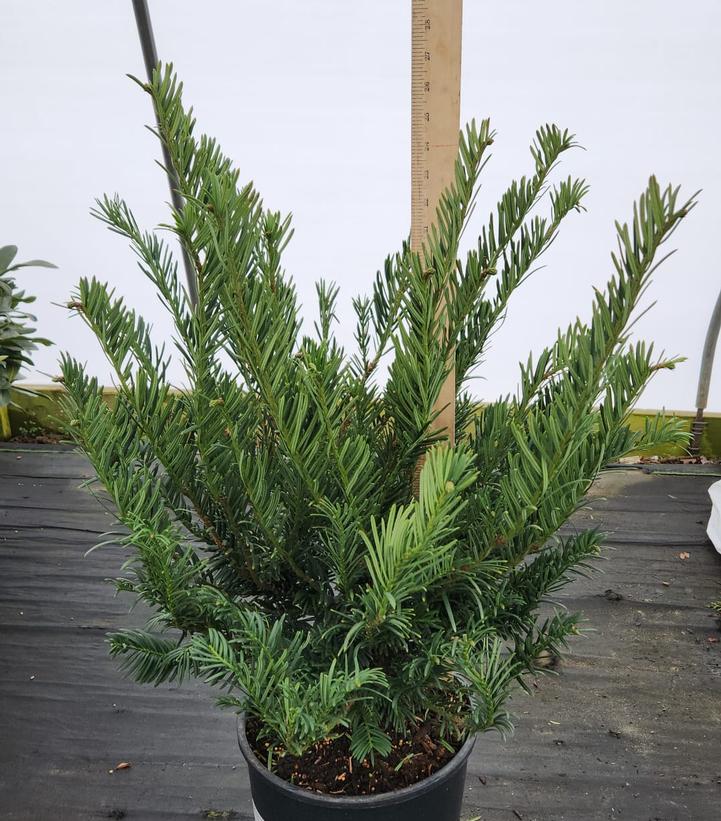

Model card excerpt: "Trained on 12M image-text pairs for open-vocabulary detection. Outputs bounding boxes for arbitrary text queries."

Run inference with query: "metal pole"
[691,288,721,453]
[131,0,199,306]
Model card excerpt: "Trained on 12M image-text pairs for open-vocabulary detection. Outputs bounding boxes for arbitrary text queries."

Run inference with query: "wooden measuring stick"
[411,0,463,445]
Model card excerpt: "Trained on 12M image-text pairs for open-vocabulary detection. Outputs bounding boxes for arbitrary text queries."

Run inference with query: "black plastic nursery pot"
[237,715,476,821]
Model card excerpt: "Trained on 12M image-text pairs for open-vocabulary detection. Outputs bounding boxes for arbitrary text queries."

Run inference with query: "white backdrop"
[3,1,720,410]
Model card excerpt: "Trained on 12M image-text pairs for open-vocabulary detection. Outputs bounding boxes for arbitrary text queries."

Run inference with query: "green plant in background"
[0,245,54,439]
[60,65,695,771]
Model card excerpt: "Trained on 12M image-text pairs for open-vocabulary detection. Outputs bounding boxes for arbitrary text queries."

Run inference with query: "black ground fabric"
[1,446,720,820]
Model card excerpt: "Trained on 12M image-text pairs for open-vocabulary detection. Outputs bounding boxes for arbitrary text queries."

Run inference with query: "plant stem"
[0,406,11,440]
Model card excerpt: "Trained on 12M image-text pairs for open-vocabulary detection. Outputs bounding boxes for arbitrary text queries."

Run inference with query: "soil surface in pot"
[246,717,463,796]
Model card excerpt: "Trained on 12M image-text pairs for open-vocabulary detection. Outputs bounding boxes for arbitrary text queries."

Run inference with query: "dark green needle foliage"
[60,65,695,766]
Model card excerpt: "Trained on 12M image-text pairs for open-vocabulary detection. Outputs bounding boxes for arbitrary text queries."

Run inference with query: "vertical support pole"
[0,406,11,441]
[691,288,721,453]
[411,0,463,444]
[131,0,199,307]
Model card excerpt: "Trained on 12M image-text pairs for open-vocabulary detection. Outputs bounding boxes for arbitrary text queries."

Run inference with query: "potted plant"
[0,245,54,440]
[60,66,694,820]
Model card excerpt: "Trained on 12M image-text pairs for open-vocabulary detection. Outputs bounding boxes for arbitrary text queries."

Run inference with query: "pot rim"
[237,713,476,808]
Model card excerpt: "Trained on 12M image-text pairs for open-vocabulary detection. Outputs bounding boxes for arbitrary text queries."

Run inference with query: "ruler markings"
[410,0,463,444]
